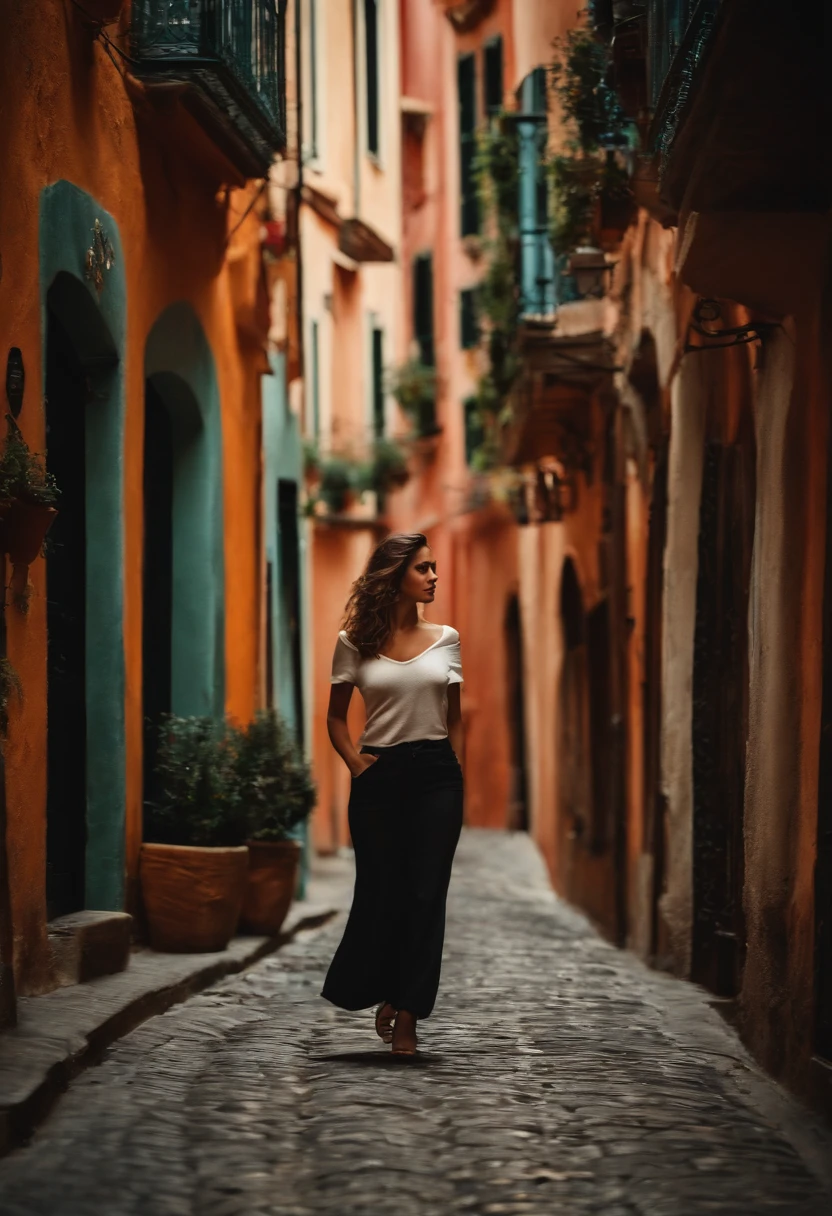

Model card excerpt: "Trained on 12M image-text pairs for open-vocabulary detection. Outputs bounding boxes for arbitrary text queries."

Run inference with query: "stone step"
[48,911,132,988]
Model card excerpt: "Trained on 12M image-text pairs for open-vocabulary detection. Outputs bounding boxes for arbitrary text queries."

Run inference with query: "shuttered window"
[464,397,484,465]
[310,320,320,438]
[484,36,503,115]
[365,0,380,156]
[414,253,435,367]
[460,288,479,349]
[371,326,385,437]
[458,53,479,236]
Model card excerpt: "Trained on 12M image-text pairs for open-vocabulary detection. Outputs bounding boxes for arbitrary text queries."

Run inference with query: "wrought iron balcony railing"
[647,0,722,162]
[131,0,286,176]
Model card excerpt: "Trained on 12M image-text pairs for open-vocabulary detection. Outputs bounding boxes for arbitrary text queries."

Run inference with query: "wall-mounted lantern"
[568,247,614,299]
[84,219,115,294]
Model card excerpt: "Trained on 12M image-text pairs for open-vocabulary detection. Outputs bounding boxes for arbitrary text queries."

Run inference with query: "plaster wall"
[0,3,267,990]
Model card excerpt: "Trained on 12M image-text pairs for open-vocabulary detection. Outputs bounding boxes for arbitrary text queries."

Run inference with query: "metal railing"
[132,0,284,141]
[648,0,721,161]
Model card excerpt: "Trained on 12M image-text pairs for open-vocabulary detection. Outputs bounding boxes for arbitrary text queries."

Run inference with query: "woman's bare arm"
[327,683,377,777]
[447,684,464,775]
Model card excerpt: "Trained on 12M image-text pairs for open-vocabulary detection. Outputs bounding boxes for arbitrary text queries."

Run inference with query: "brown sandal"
[375,1002,397,1044]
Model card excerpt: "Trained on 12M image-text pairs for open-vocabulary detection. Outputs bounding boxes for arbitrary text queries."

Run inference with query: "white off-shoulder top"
[330,625,464,747]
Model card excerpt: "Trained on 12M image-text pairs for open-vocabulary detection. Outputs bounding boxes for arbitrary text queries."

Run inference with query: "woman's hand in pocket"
[350,754,379,780]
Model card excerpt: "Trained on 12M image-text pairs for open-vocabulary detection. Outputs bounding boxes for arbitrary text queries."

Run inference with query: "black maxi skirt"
[321,737,464,1020]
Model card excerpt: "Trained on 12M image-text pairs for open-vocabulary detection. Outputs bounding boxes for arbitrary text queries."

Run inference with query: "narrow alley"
[0,832,828,1216]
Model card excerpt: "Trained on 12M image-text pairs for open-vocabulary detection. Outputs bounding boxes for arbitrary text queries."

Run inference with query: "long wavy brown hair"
[342,532,429,657]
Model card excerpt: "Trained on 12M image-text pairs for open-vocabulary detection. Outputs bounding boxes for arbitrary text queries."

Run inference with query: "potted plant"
[141,716,249,953]
[386,359,440,438]
[0,419,60,566]
[317,456,355,514]
[233,711,316,936]
[357,438,410,498]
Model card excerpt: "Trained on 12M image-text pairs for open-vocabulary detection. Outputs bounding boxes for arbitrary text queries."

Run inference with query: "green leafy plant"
[357,438,410,496]
[550,25,630,152]
[0,656,22,742]
[144,715,246,848]
[231,711,316,843]
[548,19,635,260]
[386,359,439,437]
[468,116,524,472]
[317,456,355,514]
[0,419,60,506]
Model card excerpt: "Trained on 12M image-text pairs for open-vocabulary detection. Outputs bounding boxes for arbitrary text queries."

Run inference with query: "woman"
[322,532,464,1056]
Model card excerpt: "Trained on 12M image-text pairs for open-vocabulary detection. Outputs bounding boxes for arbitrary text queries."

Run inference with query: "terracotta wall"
[0,3,267,992]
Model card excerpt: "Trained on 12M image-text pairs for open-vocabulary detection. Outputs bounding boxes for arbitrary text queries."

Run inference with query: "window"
[518,67,555,316]
[309,320,320,438]
[460,288,479,349]
[484,36,503,115]
[365,0,380,156]
[309,0,318,157]
[371,326,385,438]
[458,53,479,236]
[464,397,484,465]
[413,253,435,367]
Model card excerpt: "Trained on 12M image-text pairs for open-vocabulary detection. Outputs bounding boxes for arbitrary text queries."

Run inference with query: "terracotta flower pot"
[140,843,249,952]
[3,501,58,565]
[240,839,301,936]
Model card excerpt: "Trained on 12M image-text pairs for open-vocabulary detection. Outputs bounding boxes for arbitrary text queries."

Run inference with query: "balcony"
[131,0,287,178]
[647,0,827,215]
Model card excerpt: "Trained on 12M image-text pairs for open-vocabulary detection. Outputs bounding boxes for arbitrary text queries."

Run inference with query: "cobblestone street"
[0,831,829,1216]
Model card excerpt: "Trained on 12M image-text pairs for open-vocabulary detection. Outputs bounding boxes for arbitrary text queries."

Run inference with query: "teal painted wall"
[262,353,312,894]
[145,304,225,720]
[39,181,127,910]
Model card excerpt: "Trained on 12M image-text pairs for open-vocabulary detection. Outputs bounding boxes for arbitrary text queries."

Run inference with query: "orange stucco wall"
[0,4,267,991]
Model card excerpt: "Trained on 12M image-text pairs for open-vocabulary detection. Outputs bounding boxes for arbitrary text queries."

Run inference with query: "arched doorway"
[44,272,119,918]
[504,595,528,831]
[142,305,224,807]
[559,561,591,851]
[691,438,755,996]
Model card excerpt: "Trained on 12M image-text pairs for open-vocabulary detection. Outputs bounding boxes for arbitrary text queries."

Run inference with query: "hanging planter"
[3,501,58,566]
[0,418,60,565]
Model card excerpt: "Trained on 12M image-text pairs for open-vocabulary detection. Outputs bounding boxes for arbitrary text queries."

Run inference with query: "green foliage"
[230,711,316,843]
[302,439,321,479]
[386,359,438,436]
[0,657,22,742]
[549,152,633,256]
[317,457,355,514]
[357,438,410,496]
[144,716,246,848]
[550,25,630,152]
[144,711,316,847]
[548,18,635,259]
[0,419,60,506]
[469,116,523,471]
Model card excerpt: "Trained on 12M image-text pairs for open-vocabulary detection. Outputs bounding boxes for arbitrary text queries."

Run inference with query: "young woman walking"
[322,533,464,1056]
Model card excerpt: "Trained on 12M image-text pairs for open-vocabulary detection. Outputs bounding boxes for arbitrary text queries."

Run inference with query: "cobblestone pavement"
[1,831,830,1216]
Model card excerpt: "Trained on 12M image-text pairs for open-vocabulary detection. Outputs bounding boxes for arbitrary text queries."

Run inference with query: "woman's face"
[399,545,437,605]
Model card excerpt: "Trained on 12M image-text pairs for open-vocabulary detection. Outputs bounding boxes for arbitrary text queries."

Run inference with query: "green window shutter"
[464,397,484,465]
[413,253,435,368]
[310,320,320,439]
[458,53,480,236]
[371,327,385,438]
[365,0,380,156]
[459,288,479,349]
[484,36,503,115]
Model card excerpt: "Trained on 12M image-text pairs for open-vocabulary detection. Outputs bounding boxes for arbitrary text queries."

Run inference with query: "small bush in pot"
[141,716,249,953]
[232,711,316,936]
